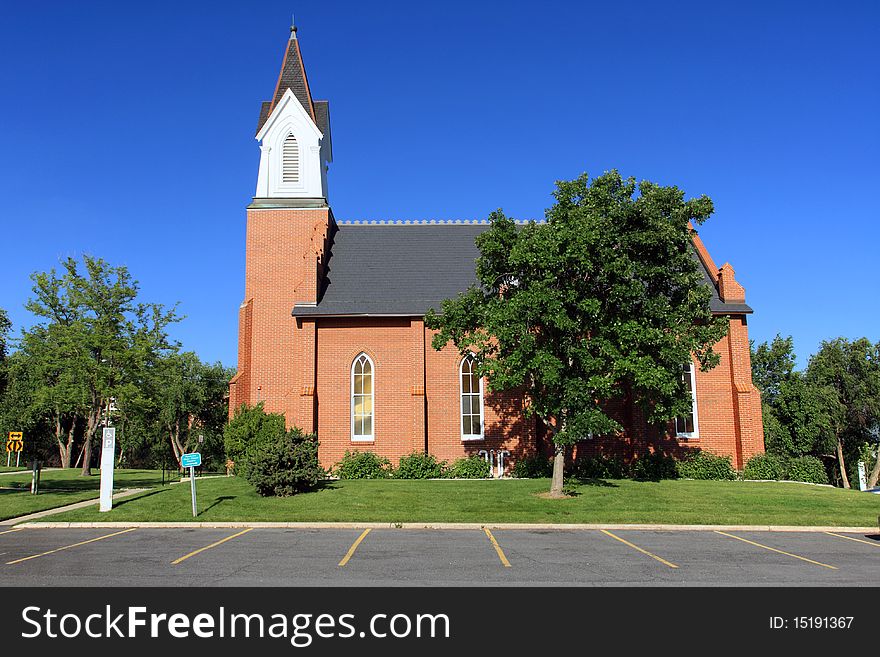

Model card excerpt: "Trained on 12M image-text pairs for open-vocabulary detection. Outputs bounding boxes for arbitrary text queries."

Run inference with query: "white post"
[190,466,197,517]
[16,452,20,468]
[99,427,116,512]
[857,461,867,492]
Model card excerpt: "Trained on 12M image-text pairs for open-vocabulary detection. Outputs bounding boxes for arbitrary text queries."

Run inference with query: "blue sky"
[1,1,877,369]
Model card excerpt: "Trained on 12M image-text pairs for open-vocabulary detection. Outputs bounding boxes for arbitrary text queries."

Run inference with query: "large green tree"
[426,171,728,496]
[24,256,180,475]
[806,338,880,488]
[751,334,796,406]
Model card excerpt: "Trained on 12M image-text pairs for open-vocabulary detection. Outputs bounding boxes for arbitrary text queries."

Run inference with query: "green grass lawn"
[0,468,169,521]
[45,476,880,526]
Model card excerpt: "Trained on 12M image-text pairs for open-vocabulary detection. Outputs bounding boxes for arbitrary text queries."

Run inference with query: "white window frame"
[351,353,375,442]
[675,362,700,439]
[460,355,485,441]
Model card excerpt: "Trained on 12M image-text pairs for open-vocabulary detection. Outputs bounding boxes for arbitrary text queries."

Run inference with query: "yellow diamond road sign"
[6,432,23,453]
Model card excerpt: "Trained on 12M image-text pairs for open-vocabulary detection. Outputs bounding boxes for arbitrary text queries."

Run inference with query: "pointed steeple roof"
[256,18,317,134]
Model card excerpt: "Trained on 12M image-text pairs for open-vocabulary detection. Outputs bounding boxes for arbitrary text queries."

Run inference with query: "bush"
[512,454,553,479]
[743,453,788,480]
[786,455,829,485]
[223,403,287,475]
[393,451,446,479]
[676,451,737,480]
[445,455,492,479]
[631,452,678,481]
[243,427,323,496]
[572,454,629,480]
[333,450,391,479]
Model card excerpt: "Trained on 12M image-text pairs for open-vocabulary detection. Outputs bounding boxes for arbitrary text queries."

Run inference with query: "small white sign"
[99,427,116,512]
[857,461,867,492]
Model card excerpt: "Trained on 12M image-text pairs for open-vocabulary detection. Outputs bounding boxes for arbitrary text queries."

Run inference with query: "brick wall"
[233,207,763,472]
[232,206,331,418]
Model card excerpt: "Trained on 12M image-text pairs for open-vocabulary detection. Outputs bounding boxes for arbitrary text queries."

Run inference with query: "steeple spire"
[290,13,297,40]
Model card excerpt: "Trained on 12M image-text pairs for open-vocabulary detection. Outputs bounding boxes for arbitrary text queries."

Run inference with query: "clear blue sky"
[1,1,877,369]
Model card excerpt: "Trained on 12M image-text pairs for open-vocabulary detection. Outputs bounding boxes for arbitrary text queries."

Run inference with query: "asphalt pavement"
[0,526,877,586]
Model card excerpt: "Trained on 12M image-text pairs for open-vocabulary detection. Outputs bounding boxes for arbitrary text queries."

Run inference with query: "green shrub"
[445,455,492,479]
[333,450,391,479]
[243,427,323,496]
[786,455,829,485]
[676,451,737,480]
[572,454,629,480]
[512,454,553,479]
[631,452,678,481]
[743,453,788,480]
[393,451,446,479]
[223,403,286,475]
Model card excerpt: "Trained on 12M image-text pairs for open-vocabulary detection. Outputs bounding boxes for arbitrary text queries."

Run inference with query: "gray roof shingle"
[292,224,752,317]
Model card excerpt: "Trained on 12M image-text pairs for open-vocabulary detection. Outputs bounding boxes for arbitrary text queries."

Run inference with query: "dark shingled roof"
[292,224,752,317]
[257,35,315,134]
[314,100,332,159]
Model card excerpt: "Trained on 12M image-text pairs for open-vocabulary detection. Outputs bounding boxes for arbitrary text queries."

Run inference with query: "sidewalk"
[0,488,149,526]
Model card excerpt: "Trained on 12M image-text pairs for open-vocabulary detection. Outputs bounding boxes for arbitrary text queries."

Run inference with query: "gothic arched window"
[351,353,374,441]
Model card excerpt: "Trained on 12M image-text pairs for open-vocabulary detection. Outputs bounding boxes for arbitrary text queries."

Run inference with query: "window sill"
[461,436,485,442]
[351,438,375,444]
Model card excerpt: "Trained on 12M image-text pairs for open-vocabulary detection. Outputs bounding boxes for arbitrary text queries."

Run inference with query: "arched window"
[460,356,484,440]
[281,133,300,183]
[351,353,374,441]
[674,362,699,439]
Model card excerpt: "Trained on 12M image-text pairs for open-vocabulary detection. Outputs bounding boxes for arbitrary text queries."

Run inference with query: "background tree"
[426,171,728,496]
[751,334,796,406]
[24,256,180,475]
[806,338,880,489]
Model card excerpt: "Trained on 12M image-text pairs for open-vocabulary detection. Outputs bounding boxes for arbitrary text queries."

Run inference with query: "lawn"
[0,468,169,521]
[45,476,880,526]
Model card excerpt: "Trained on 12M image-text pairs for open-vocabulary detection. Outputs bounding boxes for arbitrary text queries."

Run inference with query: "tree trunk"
[81,406,100,477]
[169,419,184,468]
[549,444,566,497]
[866,445,880,489]
[836,435,850,490]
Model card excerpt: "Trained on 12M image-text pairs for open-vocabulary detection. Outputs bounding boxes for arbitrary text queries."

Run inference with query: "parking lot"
[0,526,876,586]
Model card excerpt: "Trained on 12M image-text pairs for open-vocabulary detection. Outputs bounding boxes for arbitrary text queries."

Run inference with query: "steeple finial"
[290,13,298,40]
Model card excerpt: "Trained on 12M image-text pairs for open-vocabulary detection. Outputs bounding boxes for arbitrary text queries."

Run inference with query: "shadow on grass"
[105,489,168,509]
[203,496,236,513]
[572,477,618,488]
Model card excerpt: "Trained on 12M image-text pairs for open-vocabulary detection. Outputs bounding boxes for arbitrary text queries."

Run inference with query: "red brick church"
[229,22,765,474]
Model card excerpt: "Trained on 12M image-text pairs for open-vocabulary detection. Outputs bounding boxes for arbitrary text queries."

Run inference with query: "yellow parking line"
[824,531,880,548]
[600,530,679,569]
[715,531,837,570]
[6,528,137,565]
[338,529,371,567]
[484,528,512,567]
[0,528,24,536]
[172,528,253,565]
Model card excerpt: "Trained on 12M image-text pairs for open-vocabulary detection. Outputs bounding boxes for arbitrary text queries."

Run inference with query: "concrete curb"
[11,521,879,533]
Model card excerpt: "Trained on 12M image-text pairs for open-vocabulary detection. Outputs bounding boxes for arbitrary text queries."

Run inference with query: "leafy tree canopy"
[426,171,728,494]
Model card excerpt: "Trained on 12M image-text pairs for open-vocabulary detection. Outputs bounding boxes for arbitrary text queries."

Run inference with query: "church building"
[229,22,765,474]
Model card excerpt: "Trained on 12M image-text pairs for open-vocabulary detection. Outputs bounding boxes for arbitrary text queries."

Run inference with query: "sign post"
[99,427,116,512]
[181,452,202,517]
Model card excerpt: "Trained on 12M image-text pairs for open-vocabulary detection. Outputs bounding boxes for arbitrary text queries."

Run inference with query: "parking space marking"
[171,528,254,565]
[0,528,24,536]
[6,528,137,565]
[714,531,837,570]
[824,532,880,548]
[484,529,512,567]
[600,530,679,568]
[338,529,371,567]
